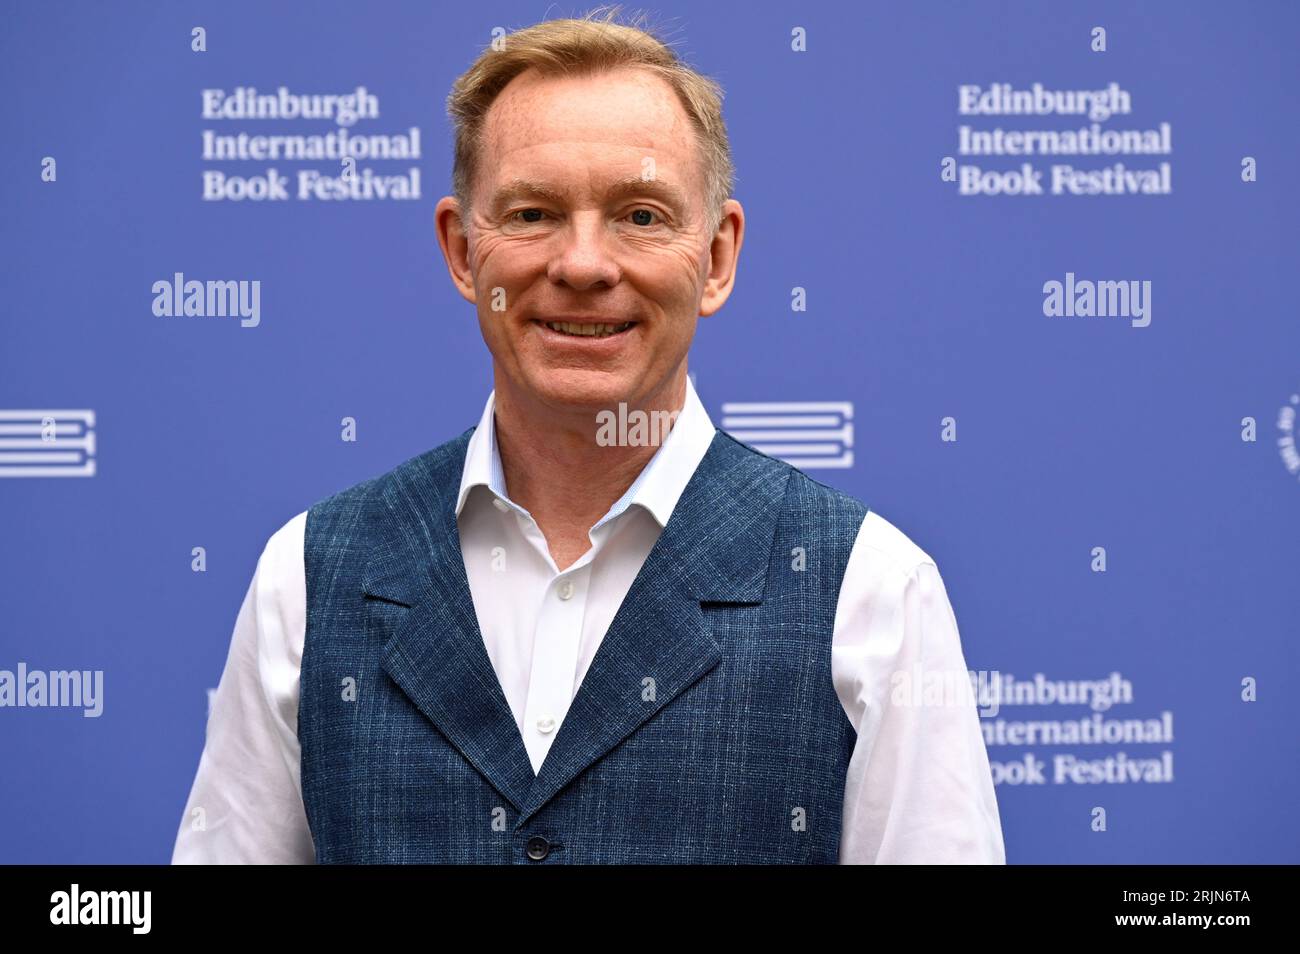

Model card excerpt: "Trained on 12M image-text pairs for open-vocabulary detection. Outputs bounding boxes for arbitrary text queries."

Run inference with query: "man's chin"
[524,371,645,415]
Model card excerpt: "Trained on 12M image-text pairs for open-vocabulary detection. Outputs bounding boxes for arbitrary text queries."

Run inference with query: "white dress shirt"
[172,377,1005,864]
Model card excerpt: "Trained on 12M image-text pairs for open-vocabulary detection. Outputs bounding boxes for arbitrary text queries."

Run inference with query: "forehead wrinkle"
[483,68,693,156]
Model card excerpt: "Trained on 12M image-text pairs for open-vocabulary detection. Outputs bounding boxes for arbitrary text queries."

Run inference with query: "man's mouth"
[539,320,636,338]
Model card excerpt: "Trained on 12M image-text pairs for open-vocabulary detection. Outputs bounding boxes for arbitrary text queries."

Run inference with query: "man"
[172,11,1005,864]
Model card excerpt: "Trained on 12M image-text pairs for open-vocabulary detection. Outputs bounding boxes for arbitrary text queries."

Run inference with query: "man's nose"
[546,214,622,290]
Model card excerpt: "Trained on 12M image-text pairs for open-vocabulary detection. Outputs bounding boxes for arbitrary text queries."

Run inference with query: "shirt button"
[492,498,509,513]
[536,716,556,734]
[525,835,551,861]
[557,579,575,600]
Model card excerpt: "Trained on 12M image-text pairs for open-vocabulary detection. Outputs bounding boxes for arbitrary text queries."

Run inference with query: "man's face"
[436,66,742,417]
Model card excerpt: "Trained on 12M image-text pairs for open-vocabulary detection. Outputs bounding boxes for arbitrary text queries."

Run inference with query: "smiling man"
[172,10,1005,865]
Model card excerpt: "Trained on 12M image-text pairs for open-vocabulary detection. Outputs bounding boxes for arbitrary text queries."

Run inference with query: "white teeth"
[544,321,633,337]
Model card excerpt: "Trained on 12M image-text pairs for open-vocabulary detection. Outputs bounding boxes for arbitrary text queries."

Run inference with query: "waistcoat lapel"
[366,430,537,814]
[515,430,792,829]
[362,426,792,828]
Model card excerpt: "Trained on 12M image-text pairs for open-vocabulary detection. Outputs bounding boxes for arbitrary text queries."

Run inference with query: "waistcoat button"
[525,835,551,861]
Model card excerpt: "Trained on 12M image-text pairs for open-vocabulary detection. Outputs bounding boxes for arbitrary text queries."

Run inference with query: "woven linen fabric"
[299,426,868,864]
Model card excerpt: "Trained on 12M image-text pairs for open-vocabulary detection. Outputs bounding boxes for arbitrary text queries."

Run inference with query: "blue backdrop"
[2,0,1297,863]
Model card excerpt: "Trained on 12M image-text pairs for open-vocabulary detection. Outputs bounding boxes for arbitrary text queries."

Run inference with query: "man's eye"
[628,208,659,226]
[514,209,546,223]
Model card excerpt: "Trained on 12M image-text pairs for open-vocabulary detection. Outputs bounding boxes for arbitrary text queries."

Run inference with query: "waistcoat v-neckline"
[360,426,792,829]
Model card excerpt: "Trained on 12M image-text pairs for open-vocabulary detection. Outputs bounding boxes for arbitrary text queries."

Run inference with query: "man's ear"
[699,198,745,318]
[435,195,477,304]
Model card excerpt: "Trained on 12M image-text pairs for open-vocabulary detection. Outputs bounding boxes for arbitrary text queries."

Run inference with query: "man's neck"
[492,373,688,571]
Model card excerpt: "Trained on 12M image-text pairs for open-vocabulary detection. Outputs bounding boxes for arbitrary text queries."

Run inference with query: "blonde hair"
[446,6,734,232]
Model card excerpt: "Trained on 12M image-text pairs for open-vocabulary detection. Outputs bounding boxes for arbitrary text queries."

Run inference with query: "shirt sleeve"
[832,511,1006,864]
[171,511,316,864]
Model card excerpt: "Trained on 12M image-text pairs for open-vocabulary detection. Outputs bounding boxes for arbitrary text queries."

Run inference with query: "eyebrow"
[488,175,691,215]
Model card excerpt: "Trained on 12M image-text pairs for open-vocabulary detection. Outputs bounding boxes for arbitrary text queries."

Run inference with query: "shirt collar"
[455,375,715,531]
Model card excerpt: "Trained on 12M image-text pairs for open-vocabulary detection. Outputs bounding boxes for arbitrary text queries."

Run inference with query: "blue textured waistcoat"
[299,426,869,863]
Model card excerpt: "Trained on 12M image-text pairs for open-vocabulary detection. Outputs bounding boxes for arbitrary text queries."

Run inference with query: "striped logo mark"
[720,401,853,469]
[0,410,96,478]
